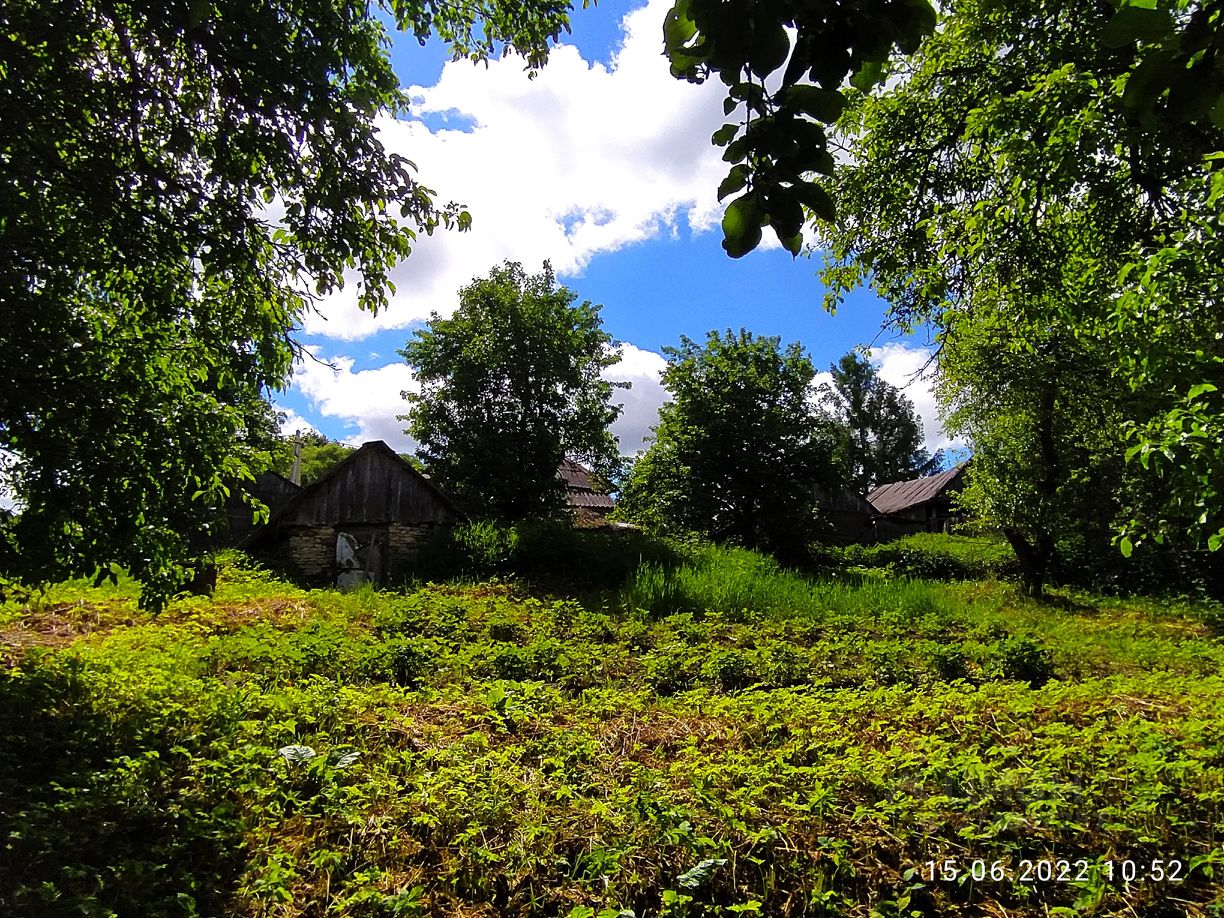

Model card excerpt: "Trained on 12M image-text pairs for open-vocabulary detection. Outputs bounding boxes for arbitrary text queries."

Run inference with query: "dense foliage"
[662,0,937,255]
[618,330,839,557]
[812,0,1224,590]
[401,262,625,520]
[822,351,938,493]
[0,0,575,608]
[2,551,1222,916]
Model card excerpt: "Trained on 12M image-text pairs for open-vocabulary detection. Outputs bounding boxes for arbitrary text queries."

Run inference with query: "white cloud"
[869,343,963,453]
[303,0,728,339]
[293,349,419,451]
[273,405,320,438]
[605,342,669,454]
[289,341,671,458]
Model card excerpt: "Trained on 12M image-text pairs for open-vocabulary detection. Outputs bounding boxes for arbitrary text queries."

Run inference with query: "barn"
[243,440,462,586]
[867,461,969,536]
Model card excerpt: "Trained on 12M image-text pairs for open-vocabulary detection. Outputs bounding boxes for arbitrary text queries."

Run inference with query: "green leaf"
[792,181,837,221]
[1101,5,1173,47]
[676,858,728,889]
[1187,383,1218,399]
[723,135,751,164]
[722,192,765,257]
[749,21,790,78]
[1119,536,1134,558]
[850,60,885,93]
[782,85,847,123]
[717,166,749,200]
[711,124,739,146]
[768,191,806,239]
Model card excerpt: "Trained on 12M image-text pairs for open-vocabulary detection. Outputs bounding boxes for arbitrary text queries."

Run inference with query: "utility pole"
[290,430,302,486]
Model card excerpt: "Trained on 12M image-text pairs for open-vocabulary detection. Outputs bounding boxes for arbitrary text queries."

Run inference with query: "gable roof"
[867,462,969,516]
[558,458,615,511]
[243,441,463,544]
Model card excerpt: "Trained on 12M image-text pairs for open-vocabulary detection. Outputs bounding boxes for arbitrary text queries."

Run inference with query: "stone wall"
[387,522,435,579]
[284,525,337,585]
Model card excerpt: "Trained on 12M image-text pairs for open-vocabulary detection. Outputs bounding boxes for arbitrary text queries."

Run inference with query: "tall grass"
[623,544,947,622]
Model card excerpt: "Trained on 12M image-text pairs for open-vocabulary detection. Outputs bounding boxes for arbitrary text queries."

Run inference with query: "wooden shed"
[867,461,969,536]
[559,458,615,524]
[815,488,880,544]
[244,440,462,586]
[222,470,301,545]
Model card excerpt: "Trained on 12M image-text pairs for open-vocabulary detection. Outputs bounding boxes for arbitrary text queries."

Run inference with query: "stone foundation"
[269,522,440,587]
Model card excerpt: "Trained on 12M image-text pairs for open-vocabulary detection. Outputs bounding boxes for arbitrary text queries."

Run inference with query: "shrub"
[643,646,698,696]
[703,649,757,692]
[995,636,1056,688]
[416,519,679,587]
[930,644,970,682]
[757,642,810,687]
[856,534,1018,581]
[387,639,436,688]
[487,639,565,681]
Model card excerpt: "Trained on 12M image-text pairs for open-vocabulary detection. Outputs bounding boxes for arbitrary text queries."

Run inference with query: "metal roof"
[866,462,969,516]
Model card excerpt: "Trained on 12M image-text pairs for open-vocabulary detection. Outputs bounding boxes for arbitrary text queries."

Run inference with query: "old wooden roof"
[866,462,969,516]
[244,441,462,542]
[558,458,615,511]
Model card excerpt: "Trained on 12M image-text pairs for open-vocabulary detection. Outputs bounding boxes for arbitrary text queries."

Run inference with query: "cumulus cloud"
[293,349,419,451]
[273,406,320,438]
[869,343,963,453]
[303,0,728,339]
[606,342,669,454]
[290,342,672,458]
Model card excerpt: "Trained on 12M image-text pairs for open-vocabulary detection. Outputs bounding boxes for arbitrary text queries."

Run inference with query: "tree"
[0,0,573,607]
[662,0,938,256]
[667,0,1224,553]
[268,432,355,487]
[822,351,938,493]
[617,330,839,557]
[816,0,1217,590]
[400,262,626,519]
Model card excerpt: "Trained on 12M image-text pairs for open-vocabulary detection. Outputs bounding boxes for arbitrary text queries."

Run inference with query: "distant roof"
[558,458,614,511]
[867,462,969,516]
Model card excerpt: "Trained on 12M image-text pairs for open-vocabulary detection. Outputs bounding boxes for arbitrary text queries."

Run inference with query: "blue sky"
[277,0,951,457]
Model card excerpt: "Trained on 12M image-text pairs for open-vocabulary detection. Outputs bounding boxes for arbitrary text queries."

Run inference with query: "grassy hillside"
[2,549,1222,917]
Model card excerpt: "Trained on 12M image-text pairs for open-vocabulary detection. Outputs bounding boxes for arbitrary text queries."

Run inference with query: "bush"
[995,636,1056,688]
[643,646,698,696]
[703,649,757,692]
[415,519,679,587]
[851,534,1018,582]
[930,644,970,682]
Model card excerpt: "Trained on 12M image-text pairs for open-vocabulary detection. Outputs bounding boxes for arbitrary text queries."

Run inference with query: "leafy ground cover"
[2,550,1222,917]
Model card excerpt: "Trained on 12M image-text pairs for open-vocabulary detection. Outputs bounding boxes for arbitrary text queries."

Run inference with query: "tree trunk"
[1004,528,1054,598]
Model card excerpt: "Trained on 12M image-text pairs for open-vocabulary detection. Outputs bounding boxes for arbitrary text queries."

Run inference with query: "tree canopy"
[822,351,938,494]
[400,262,625,520]
[815,0,1223,585]
[617,330,839,556]
[0,0,575,606]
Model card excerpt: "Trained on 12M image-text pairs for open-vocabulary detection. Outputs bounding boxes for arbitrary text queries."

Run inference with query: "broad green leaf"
[748,21,790,78]
[1101,5,1173,47]
[783,85,847,123]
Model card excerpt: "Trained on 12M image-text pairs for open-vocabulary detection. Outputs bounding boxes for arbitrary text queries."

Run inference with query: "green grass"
[2,549,1222,917]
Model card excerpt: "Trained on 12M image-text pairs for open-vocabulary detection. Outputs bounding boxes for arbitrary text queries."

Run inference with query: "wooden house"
[867,461,969,536]
[243,440,462,586]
